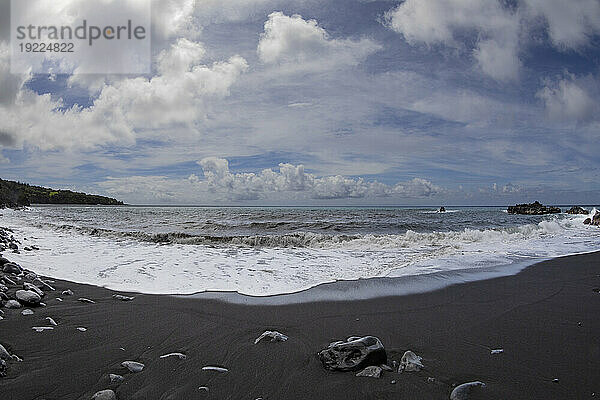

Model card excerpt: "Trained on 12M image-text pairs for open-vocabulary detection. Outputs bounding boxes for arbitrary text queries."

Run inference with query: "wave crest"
[43,216,580,250]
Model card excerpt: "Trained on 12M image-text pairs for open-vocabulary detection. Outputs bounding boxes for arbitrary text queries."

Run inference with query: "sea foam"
[1,207,599,298]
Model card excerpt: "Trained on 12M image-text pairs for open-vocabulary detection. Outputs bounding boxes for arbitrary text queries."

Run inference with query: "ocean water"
[1,206,599,298]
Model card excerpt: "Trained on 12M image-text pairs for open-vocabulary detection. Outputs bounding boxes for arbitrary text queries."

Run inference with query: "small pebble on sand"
[78,297,95,304]
[202,366,228,373]
[159,352,187,360]
[32,326,54,332]
[121,361,145,373]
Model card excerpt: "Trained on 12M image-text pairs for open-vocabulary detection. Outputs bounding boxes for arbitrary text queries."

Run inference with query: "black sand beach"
[2,251,600,399]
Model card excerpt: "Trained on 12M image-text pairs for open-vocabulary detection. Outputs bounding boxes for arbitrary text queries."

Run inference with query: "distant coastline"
[0,179,124,207]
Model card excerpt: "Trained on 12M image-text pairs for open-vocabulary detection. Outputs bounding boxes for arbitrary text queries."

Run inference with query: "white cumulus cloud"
[0,38,248,151]
[197,157,443,201]
[384,0,520,81]
[98,158,445,203]
[258,11,381,72]
[384,0,600,82]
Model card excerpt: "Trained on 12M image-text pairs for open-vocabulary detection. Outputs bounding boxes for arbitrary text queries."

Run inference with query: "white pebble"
[78,297,95,304]
[32,326,54,332]
[202,366,228,373]
[159,352,187,360]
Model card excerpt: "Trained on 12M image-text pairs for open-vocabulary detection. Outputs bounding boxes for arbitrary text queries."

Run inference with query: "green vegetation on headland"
[0,178,124,207]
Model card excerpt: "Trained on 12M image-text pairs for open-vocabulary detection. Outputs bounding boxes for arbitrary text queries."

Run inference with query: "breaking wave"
[31,214,588,251]
[2,206,598,297]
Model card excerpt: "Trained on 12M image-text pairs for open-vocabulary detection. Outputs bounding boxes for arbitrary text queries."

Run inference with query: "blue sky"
[0,0,599,205]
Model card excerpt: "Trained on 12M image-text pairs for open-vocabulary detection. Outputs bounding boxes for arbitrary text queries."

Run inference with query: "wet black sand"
[1,252,600,399]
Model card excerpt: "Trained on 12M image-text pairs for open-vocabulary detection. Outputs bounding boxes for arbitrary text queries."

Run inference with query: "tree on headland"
[0,179,124,207]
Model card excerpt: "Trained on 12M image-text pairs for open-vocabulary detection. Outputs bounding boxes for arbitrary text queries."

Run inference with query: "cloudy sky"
[0,0,599,205]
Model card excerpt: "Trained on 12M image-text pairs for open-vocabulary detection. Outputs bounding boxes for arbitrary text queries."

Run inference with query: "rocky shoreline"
[507,201,561,215]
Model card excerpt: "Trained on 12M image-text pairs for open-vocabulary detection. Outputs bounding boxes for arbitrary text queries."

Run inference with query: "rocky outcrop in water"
[591,212,600,226]
[507,201,561,215]
[566,206,589,215]
[318,336,387,371]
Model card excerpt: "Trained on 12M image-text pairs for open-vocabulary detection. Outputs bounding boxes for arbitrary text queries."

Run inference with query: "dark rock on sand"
[24,272,37,281]
[15,289,41,306]
[3,299,21,308]
[0,284,7,292]
[109,373,124,383]
[399,350,424,372]
[566,206,589,215]
[450,381,486,400]
[91,389,116,400]
[380,363,394,372]
[0,257,10,265]
[2,262,21,274]
[355,365,382,378]
[254,330,288,344]
[112,294,134,301]
[62,289,74,296]
[2,276,16,285]
[507,201,561,215]
[23,282,44,297]
[0,343,11,360]
[121,361,144,373]
[32,278,54,291]
[318,335,387,371]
